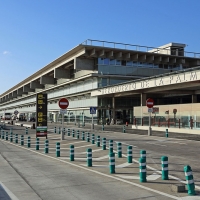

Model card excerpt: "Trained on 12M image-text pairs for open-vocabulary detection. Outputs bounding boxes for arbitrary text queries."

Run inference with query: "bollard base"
[148,127,152,136]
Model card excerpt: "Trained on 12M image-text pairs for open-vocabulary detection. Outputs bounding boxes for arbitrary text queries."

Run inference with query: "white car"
[116,119,123,124]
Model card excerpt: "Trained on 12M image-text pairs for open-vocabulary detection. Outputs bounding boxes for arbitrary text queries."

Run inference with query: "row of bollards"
[0,128,197,196]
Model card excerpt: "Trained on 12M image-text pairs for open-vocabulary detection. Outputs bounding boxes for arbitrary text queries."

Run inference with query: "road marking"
[93,155,109,161]
[116,162,132,168]
[61,141,85,145]
[115,173,161,181]
[146,142,166,147]
[78,149,103,154]
[0,181,19,200]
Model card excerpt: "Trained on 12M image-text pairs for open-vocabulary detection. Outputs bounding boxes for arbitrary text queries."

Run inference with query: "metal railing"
[81,39,200,59]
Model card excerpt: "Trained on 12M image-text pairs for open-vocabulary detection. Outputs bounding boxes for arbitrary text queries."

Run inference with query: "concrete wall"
[75,58,94,70]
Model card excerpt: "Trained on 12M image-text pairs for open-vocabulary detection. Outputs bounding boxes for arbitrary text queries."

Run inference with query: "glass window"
[110,59,116,65]
[98,58,104,65]
[116,60,121,65]
[133,61,138,67]
[104,58,110,65]
[154,64,159,68]
[126,61,132,66]
[121,60,126,66]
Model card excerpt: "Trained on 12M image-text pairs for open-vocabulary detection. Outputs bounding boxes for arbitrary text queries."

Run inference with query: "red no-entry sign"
[146,98,154,108]
[58,98,69,109]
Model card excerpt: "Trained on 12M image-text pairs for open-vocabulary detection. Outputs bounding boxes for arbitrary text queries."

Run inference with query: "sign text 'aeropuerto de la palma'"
[91,70,199,96]
[36,93,47,138]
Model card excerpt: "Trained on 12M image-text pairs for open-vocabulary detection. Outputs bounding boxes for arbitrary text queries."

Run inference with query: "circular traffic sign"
[146,98,154,108]
[58,98,69,109]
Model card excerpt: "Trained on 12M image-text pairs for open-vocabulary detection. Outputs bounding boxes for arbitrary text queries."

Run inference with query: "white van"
[2,113,12,120]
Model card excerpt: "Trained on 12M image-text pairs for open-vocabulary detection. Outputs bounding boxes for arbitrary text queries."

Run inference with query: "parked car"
[116,119,123,125]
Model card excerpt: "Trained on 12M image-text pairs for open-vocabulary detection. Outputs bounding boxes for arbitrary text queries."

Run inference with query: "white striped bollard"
[140,150,146,162]
[91,134,95,144]
[36,138,39,150]
[27,136,31,148]
[68,129,70,136]
[2,131,4,140]
[184,165,196,196]
[63,128,66,135]
[109,152,115,174]
[72,130,75,137]
[82,132,85,140]
[6,132,8,140]
[20,135,24,145]
[10,133,13,142]
[166,129,168,138]
[102,138,106,150]
[96,136,100,147]
[109,140,113,153]
[87,148,92,167]
[139,157,146,182]
[25,127,28,134]
[87,132,90,142]
[117,142,122,158]
[15,134,18,143]
[161,156,168,180]
[58,127,61,134]
[54,127,56,133]
[127,146,132,163]
[56,142,60,157]
[76,130,79,139]
[70,145,74,161]
[45,140,49,153]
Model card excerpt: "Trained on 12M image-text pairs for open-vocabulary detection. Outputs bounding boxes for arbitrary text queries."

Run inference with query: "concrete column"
[192,95,197,103]
[140,93,147,106]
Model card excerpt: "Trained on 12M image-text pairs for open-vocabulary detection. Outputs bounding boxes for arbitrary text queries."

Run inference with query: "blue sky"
[0,0,200,94]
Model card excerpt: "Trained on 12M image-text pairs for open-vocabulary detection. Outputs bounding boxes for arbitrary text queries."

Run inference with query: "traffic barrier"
[15,134,18,143]
[58,127,61,134]
[56,142,60,157]
[27,136,31,148]
[36,138,39,150]
[72,129,75,137]
[109,152,115,174]
[109,140,113,153]
[127,146,132,163]
[87,148,92,167]
[139,157,146,182]
[67,129,70,136]
[10,133,13,142]
[21,135,24,146]
[102,138,106,150]
[123,125,126,133]
[82,132,85,140]
[70,145,74,161]
[166,129,168,138]
[161,156,168,180]
[117,142,122,158]
[45,140,48,153]
[102,124,104,131]
[76,130,79,139]
[6,132,8,141]
[87,132,90,142]
[96,136,100,147]
[91,134,95,144]
[184,165,196,195]
[140,150,146,162]
[25,127,28,134]
[54,127,56,133]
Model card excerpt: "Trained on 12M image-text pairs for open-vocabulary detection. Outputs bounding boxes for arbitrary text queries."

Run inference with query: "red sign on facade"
[58,98,69,109]
[146,98,154,108]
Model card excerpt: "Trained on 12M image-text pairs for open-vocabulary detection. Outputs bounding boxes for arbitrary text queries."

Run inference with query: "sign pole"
[148,112,152,136]
[61,113,64,140]
[92,113,94,129]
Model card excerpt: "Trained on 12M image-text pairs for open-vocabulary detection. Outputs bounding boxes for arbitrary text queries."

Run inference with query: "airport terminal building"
[1,39,200,130]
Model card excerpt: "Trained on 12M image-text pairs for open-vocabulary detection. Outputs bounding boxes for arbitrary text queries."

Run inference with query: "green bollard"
[56,142,60,157]
[127,146,132,163]
[1,131,4,140]
[58,127,61,134]
[184,165,196,196]
[109,152,115,174]
[166,129,168,138]
[45,140,49,153]
[87,132,90,142]
[123,125,126,133]
[20,135,24,146]
[54,127,56,133]
[63,127,66,135]
[76,130,79,139]
[27,136,31,148]
[117,142,122,158]
[109,140,113,153]
[10,128,13,134]
[10,133,13,142]
[96,136,100,147]
[102,124,104,131]
[68,129,70,136]
[161,156,168,180]
[91,134,95,144]
[82,132,85,140]
[72,129,75,137]
[6,132,8,140]
[102,138,106,150]
[36,138,39,150]
[139,157,146,182]
[25,127,28,134]
[140,150,146,162]
[87,148,92,167]
[15,134,18,143]
[70,145,74,161]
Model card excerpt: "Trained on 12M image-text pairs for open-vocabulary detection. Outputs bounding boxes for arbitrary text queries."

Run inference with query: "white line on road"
[146,142,166,147]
